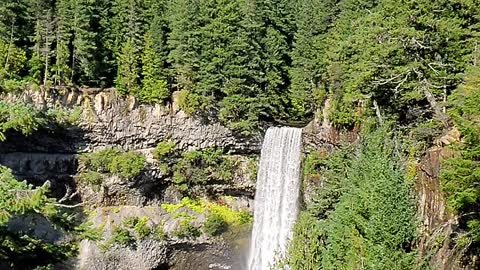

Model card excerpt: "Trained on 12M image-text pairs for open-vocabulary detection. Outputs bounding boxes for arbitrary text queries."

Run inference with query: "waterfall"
[248,127,302,270]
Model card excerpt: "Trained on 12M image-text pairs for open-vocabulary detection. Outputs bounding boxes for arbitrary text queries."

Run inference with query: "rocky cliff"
[0,88,261,270]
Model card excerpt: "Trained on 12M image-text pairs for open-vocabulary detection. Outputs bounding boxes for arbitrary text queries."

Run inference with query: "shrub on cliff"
[172,148,236,192]
[153,141,176,160]
[78,171,104,191]
[173,219,201,240]
[0,102,45,141]
[203,213,228,237]
[109,151,146,180]
[79,148,146,180]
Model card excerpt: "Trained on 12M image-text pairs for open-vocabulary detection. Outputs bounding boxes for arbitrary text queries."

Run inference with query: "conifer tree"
[140,31,168,103]
[139,0,170,103]
[167,0,201,94]
[70,0,97,84]
[257,0,296,116]
[115,38,140,95]
[111,0,144,95]
[289,0,337,119]
[27,0,55,86]
[53,0,71,86]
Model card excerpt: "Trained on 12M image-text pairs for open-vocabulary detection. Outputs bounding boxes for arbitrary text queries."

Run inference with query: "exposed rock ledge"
[0,88,262,154]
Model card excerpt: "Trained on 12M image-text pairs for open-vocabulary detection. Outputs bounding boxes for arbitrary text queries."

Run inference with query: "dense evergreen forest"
[1,0,480,269]
[2,0,476,134]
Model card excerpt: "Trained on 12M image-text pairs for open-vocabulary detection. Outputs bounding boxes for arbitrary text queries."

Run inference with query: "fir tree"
[140,31,169,103]
[111,0,144,94]
[70,0,97,84]
[115,38,140,95]
[53,0,71,86]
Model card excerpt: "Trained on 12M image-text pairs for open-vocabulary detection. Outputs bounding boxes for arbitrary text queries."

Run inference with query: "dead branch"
[58,184,79,203]
[373,100,384,126]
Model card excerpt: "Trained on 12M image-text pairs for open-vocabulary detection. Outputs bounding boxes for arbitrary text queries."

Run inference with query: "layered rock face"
[1,88,261,153]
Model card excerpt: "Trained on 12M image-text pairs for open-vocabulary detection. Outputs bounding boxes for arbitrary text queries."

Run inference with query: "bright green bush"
[79,149,119,173]
[75,222,103,241]
[80,149,145,180]
[153,224,167,241]
[153,141,176,160]
[124,217,151,239]
[0,102,45,141]
[140,79,169,104]
[203,213,228,236]
[46,107,83,127]
[173,219,201,239]
[109,151,146,179]
[110,226,135,246]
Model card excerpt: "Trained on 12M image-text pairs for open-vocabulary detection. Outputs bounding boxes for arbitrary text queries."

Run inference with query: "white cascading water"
[248,127,302,270]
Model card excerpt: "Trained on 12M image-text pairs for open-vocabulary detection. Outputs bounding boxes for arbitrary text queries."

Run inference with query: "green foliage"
[153,141,176,160]
[153,224,167,241]
[140,32,169,104]
[80,148,145,180]
[287,212,323,270]
[0,102,83,142]
[203,213,228,237]
[80,148,119,173]
[0,166,77,269]
[124,216,151,239]
[78,171,104,190]
[441,65,480,243]
[115,39,141,96]
[45,106,83,127]
[109,151,146,179]
[287,128,418,270]
[173,148,236,192]
[162,197,252,236]
[0,40,27,89]
[110,226,135,246]
[307,145,353,219]
[0,102,45,141]
[172,219,200,239]
[2,0,477,136]
[75,222,103,241]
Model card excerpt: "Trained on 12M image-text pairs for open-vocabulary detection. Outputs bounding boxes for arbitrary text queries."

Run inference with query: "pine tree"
[111,0,144,95]
[139,0,170,103]
[53,0,71,86]
[167,0,201,94]
[0,0,28,87]
[27,0,55,86]
[70,0,97,84]
[115,38,140,95]
[257,0,296,117]
[442,62,480,243]
[140,31,168,103]
[289,0,337,119]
